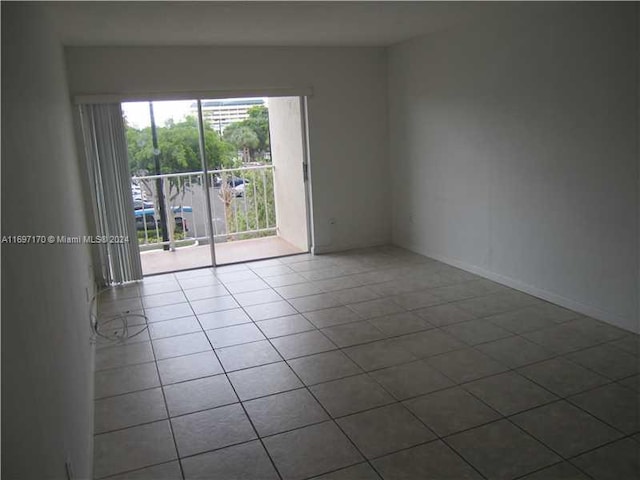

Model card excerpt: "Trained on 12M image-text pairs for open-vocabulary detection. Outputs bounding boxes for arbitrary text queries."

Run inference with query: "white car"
[232,182,246,197]
[131,183,146,201]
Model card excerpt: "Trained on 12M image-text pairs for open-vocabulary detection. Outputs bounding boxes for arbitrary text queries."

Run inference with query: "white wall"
[65,46,390,253]
[267,97,309,251]
[388,3,639,331]
[1,3,95,477]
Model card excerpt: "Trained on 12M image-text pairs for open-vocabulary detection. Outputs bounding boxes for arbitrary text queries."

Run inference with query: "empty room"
[2,2,639,480]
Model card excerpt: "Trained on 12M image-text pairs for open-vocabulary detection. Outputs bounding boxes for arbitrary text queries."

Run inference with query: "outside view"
[122,98,276,254]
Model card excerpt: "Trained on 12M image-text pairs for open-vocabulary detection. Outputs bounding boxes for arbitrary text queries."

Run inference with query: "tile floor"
[140,236,305,275]
[94,246,639,480]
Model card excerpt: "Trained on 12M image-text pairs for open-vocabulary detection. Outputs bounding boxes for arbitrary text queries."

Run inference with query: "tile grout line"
[93,359,637,463]
[94,312,634,409]
[93,271,186,480]
[508,460,594,480]
[271,280,638,479]
[226,266,545,479]
[95,249,639,479]
[101,268,632,357]
[175,278,286,480]
[210,271,421,479]
[224,284,376,479]
[94,324,634,409]
[338,342,493,480]
[143,294,188,480]
[96,459,181,480]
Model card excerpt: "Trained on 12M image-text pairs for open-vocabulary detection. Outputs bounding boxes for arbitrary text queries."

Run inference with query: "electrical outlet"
[328,217,336,225]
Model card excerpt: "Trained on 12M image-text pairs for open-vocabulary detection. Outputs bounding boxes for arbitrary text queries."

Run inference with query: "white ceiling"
[46,1,502,47]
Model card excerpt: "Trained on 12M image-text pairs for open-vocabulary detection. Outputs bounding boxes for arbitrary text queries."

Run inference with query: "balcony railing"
[132,165,276,250]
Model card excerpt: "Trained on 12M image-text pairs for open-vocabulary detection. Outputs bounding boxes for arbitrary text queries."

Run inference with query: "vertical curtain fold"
[80,104,143,285]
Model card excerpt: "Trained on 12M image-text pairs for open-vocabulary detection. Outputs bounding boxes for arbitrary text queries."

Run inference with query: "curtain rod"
[73,87,314,105]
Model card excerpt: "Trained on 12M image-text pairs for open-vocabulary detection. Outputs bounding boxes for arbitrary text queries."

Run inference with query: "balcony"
[140,237,304,274]
[133,164,307,274]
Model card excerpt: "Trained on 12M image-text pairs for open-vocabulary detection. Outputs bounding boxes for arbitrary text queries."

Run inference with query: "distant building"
[193,98,265,134]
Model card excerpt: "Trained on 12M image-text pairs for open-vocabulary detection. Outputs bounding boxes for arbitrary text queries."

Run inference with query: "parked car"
[133,199,154,210]
[232,181,248,197]
[212,175,250,197]
[229,177,248,188]
[131,182,147,202]
[135,214,186,233]
[213,175,248,188]
[134,206,192,233]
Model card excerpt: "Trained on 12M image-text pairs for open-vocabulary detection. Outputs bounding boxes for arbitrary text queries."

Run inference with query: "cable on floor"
[89,286,149,344]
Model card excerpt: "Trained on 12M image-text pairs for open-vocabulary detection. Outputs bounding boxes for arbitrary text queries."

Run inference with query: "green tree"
[223,123,259,163]
[244,105,270,154]
[126,115,234,175]
[126,115,236,246]
[221,105,271,163]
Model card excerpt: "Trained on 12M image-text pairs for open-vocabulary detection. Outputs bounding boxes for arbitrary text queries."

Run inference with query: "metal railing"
[132,164,276,250]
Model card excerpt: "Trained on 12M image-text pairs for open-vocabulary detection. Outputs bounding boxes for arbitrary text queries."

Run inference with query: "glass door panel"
[122,100,215,275]
[121,95,310,274]
[201,97,295,265]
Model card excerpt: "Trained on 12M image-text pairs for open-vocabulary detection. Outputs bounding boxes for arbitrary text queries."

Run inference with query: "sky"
[122,100,194,129]
[122,97,268,129]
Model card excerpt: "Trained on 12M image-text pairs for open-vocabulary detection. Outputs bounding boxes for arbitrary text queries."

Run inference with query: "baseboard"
[398,243,638,334]
[312,239,390,255]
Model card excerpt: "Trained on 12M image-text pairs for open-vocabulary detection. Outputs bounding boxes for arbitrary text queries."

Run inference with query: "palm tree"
[223,124,259,163]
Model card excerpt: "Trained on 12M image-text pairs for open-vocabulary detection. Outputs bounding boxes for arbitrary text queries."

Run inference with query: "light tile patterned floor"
[94,246,639,480]
[140,236,305,275]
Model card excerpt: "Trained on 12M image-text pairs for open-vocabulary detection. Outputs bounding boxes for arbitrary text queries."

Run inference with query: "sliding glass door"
[120,95,310,276]
[122,99,218,275]
[201,96,309,265]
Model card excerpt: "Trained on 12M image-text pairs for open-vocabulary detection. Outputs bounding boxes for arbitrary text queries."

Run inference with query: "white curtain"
[80,104,143,285]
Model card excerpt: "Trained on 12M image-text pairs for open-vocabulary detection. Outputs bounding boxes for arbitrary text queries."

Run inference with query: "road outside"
[137,181,260,246]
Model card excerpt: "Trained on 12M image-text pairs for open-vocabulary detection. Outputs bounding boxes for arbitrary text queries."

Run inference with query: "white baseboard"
[398,243,638,334]
[312,239,390,255]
